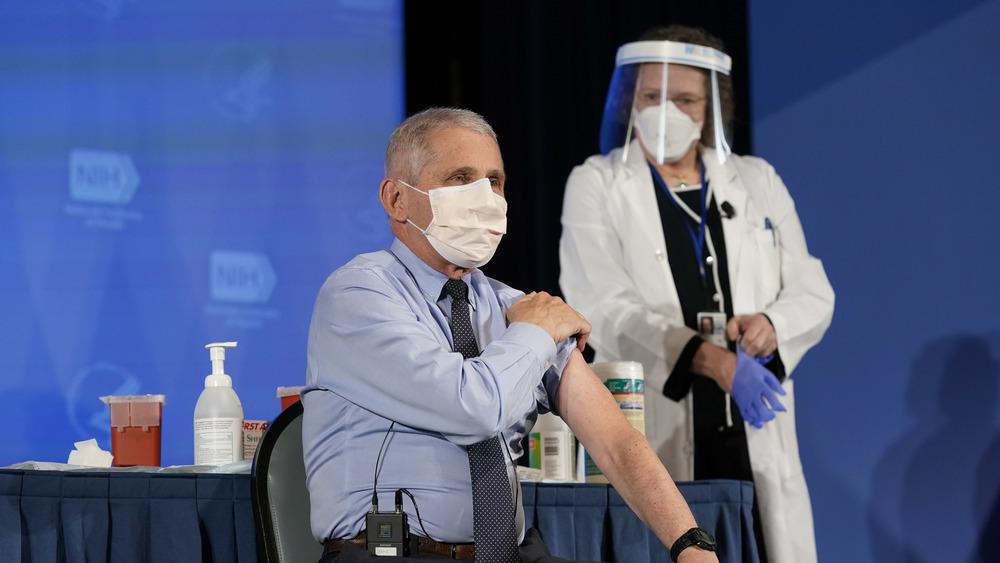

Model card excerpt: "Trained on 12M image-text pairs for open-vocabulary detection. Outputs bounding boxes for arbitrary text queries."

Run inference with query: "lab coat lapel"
[623,142,670,256]
[704,151,750,313]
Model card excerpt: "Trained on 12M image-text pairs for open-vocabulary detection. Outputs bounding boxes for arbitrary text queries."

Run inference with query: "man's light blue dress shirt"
[302,239,576,543]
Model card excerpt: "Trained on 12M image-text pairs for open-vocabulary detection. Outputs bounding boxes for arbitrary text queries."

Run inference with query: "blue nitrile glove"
[731,343,787,429]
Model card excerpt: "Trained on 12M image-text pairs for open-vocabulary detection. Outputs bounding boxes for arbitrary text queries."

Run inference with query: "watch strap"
[669,527,717,562]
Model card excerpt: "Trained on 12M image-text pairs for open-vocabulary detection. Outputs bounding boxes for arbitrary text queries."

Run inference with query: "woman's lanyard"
[649,162,710,280]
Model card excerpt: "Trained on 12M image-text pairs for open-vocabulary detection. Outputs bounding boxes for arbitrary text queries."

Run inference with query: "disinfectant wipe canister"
[528,412,576,481]
[591,361,645,434]
[194,341,244,465]
[583,361,645,483]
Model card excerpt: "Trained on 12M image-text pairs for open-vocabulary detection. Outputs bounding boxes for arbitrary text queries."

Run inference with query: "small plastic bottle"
[194,342,244,465]
[530,412,576,481]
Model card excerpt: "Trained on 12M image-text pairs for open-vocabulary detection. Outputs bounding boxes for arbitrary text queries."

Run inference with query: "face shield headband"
[598,40,732,166]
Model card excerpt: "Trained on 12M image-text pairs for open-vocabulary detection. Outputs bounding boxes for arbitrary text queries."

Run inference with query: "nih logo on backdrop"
[210,250,276,304]
[64,148,143,230]
[206,250,280,329]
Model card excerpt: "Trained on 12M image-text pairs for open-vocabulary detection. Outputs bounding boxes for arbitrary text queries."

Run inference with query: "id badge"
[696,311,728,348]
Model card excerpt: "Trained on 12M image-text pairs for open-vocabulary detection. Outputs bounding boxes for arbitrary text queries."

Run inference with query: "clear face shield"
[598,40,733,166]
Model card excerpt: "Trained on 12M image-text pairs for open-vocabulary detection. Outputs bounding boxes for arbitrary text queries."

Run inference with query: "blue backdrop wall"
[749,1,1000,560]
[4,1,1000,560]
[0,0,402,467]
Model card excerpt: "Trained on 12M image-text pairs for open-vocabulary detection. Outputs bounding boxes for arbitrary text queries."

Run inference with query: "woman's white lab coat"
[559,141,834,563]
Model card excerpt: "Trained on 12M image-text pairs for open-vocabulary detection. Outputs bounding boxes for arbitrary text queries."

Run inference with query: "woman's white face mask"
[399,177,507,269]
[633,100,703,164]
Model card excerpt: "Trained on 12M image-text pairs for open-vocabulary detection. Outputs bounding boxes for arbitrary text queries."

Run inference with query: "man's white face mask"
[633,100,703,164]
[400,177,507,269]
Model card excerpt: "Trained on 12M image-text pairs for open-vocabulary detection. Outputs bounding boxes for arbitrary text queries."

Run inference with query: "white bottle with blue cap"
[194,341,244,465]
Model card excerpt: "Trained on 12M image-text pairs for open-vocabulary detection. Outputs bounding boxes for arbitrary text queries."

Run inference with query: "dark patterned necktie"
[442,279,518,563]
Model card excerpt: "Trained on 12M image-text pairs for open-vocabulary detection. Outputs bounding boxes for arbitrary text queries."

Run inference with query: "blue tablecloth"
[523,480,758,563]
[0,469,756,563]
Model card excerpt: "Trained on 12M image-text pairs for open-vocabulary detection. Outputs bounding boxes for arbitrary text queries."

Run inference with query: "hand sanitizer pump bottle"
[194,342,244,465]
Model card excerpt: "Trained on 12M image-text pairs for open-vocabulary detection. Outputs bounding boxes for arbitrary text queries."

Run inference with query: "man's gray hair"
[385,107,498,182]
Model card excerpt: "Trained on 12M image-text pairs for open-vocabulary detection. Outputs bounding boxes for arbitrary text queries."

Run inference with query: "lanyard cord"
[649,163,726,313]
[650,163,708,277]
[650,164,734,426]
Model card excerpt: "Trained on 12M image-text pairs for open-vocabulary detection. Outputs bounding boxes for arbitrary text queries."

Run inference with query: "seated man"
[302,107,719,563]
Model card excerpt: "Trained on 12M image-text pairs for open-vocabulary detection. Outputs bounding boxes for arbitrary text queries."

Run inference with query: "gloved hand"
[731,343,786,429]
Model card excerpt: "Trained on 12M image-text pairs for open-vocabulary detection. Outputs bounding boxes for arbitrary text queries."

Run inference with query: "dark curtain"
[404,0,750,295]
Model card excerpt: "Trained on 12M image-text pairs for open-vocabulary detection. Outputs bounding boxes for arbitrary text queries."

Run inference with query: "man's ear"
[379,178,408,222]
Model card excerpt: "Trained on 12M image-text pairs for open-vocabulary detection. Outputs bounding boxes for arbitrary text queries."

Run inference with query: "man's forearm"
[593,425,700,548]
[556,351,699,547]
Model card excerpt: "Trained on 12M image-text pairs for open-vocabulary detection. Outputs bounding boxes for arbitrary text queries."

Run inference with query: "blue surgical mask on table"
[399,177,507,268]
[633,101,703,164]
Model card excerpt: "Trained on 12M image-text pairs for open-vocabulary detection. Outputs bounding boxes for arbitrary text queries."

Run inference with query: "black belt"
[324,530,475,559]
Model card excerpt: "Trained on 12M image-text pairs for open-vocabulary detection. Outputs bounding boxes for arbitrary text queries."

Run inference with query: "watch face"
[695,537,717,550]
[688,528,717,549]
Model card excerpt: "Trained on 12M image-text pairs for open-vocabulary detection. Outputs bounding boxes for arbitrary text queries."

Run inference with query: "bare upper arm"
[555,349,637,461]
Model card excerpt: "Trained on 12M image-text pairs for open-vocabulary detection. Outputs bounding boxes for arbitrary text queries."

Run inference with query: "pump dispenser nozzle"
[205,342,237,387]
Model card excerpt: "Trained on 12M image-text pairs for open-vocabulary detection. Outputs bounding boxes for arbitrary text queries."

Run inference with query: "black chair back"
[250,401,323,563]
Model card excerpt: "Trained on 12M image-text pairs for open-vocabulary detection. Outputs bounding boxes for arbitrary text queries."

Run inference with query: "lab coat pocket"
[745,380,798,476]
[750,226,782,307]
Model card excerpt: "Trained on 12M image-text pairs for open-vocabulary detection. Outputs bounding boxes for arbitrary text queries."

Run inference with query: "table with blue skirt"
[0,468,758,563]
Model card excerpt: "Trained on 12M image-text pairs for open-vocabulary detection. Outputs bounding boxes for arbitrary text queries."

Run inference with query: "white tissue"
[67,438,114,467]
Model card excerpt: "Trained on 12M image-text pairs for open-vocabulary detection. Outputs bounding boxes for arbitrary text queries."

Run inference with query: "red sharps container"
[99,394,166,467]
[276,386,304,411]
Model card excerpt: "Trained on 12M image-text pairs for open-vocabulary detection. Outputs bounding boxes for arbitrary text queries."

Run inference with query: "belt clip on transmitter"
[367,490,409,556]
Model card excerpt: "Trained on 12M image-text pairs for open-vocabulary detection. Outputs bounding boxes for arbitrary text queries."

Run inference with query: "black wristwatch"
[670,527,717,562]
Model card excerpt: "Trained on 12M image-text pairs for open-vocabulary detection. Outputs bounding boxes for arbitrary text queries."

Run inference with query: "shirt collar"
[389,238,477,309]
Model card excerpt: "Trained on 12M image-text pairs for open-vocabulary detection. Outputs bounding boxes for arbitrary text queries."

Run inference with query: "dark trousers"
[321,528,604,563]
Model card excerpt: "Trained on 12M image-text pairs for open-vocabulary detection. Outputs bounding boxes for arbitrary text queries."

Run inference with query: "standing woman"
[559,25,834,563]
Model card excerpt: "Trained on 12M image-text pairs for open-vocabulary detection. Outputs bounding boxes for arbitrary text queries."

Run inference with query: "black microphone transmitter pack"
[366,508,409,557]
